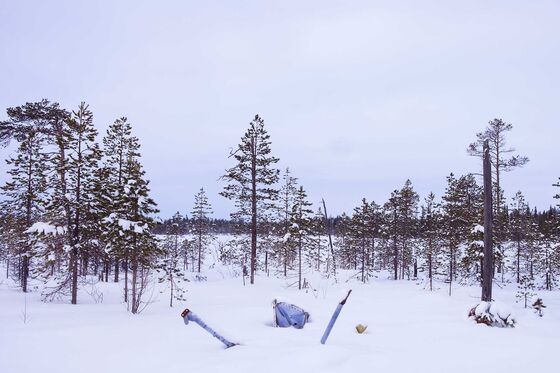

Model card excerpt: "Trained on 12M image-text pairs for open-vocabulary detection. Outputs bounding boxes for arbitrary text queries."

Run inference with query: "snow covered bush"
[468,301,516,328]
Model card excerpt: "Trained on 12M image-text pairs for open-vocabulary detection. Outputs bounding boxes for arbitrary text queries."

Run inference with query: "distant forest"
[1,100,559,312]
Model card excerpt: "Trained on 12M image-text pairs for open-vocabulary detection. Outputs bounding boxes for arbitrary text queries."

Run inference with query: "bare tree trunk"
[322,199,337,282]
[264,251,268,275]
[70,167,81,305]
[23,145,33,293]
[428,252,433,291]
[114,259,119,282]
[317,238,321,272]
[370,238,375,271]
[393,237,398,280]
[124,253,128,303]
[362,239,366,283]
[482,140,494,302]
[448,259,452,296]
[516,240,521,283]
[298,238,302,290]
[71,247,78,304]
[283,247,288,277]
[104,258,109,282]
[131,259,138,313]
[21,256,29,293]
[197,229,202,273]
[170,272,174,307]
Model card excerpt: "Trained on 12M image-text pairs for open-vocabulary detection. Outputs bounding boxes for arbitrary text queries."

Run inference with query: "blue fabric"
[274,302,309,329]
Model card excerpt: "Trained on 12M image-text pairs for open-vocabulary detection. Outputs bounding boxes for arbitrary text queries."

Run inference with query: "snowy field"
[1,267,559,373]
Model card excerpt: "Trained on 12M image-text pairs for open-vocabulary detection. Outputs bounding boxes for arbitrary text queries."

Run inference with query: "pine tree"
[65,102,102,304]
[442,173,482,294]
[309,206,327,273]
[102,117,141,286]
[350,199,372,282]
[516,275,536,308]
[461,223,484,284]
[277,167,298,276]
[509,192,530,283]
[419,192,442,291]
[158,212,188,307]
[524,218,541,280]
[0,129,48,292]
[382,180,419,280]
[1,99,64,143]
[40,103,73,290]
[0,100,66,292]
[120,158,159,313]
[220,188,250,273]
[384,190,401,280]
[191,188,215,273]
[467,118,529,217]
[220,115,279,284]
[537,224,557,291]
[398,180,419,280]
[468,119,529,279]
[288,186,313,290]
[257,217,276,276]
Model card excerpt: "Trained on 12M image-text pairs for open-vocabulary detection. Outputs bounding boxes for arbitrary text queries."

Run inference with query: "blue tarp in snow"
[273,300,310,329]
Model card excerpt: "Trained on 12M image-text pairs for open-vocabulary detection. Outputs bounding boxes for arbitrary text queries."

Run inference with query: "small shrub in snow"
[468,301,515,328]
[532,298,546,317]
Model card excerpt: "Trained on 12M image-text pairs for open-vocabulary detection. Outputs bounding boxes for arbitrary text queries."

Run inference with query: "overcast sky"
[1,0,559,218]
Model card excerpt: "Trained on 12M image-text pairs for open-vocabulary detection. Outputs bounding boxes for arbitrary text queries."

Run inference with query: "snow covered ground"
[1,269,558,373]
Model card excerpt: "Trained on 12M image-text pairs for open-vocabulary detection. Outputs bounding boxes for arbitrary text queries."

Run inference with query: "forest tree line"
[0,100,212,312]
[1,101,559,311]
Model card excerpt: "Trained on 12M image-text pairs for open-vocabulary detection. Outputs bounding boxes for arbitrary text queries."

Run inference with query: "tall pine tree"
[191,188,215,273]
[65,102,102,304]
[221,115,279,284]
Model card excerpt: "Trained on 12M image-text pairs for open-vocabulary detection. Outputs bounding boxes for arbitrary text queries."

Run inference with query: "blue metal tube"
[182,309,236,348]
[320,290,352,345]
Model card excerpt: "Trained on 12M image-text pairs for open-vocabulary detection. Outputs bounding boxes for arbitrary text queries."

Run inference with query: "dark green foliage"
[442,173,482,290]
[158,212,188,307]
[191,188,215,273]
[287,186,313,290]
[276,167,298,276]
[383,180,419,280]
[343,199,381,283]
[516,275,535,308]
[220,115,279,284]
[532,298,546,317]
[419,192,442,290]
[1,130,48,292]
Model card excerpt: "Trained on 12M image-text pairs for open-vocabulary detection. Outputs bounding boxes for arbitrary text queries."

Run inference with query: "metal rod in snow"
[181,308,237,348]
[320,290,352,345]
[322,198,337,283]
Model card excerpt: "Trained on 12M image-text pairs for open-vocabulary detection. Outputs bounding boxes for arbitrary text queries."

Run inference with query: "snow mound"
[26,222,66,235]
[468,301,515,328]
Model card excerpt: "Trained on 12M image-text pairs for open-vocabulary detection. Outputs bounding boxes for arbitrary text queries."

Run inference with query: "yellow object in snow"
[355,324,367,334]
